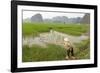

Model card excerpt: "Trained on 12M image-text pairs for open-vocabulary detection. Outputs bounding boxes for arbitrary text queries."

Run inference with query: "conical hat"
[64,38,69,42]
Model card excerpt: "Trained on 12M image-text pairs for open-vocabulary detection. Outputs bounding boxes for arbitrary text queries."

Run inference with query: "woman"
[64,38,75,60]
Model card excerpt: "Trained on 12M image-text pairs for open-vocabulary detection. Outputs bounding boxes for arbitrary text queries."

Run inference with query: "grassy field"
[22,39,90,62]
[22,44,66,62]
[22,22,89,37]
[22,22,90,62]
[75,39,90,59]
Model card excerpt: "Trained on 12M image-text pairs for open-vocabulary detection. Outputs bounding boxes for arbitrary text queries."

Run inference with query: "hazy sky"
[23,10,85,19]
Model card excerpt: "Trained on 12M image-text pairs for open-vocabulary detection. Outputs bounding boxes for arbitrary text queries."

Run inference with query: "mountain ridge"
[23,13,90,24]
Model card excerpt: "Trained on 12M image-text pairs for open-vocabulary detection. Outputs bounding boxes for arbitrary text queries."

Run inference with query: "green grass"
[22,44,66,62]
[22,39,90,62]
[22,22,90,62]
[22,22,89,37]
[75,39,90,59]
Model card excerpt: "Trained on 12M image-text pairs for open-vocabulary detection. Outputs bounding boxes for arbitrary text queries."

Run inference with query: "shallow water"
[23,31,89,47]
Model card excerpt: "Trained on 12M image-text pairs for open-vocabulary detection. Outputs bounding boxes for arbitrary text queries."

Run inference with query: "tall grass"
[22,39,90,62]
[22,44,66,62]
[74,39,90,59]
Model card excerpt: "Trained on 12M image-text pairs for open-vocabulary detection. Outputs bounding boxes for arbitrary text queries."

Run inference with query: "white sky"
[23,10,85,19]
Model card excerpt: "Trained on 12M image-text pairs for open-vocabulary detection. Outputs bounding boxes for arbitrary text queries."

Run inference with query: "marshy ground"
[22,22,90,62]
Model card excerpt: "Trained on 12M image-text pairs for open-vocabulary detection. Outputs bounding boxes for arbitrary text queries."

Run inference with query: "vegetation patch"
[22,22,89,37]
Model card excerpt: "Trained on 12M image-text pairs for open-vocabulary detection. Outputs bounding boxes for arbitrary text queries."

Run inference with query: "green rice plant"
[22,22,89,37]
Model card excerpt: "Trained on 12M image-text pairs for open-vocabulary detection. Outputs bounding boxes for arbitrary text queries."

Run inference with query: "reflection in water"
[23,31,88,47]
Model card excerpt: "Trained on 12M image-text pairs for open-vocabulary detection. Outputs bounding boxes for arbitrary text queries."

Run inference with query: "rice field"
[22,22,90,62]
[22,22,89,37]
